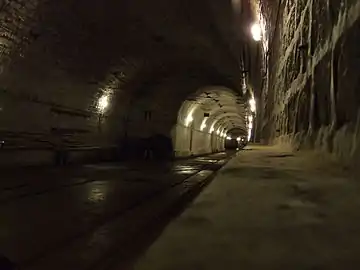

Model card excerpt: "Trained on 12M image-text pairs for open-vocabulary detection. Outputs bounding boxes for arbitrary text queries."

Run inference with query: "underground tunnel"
[0,0,360,269]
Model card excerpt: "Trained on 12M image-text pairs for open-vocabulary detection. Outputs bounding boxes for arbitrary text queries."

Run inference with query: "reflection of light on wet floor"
[174,169,197,175]
[87,183,108,203]
[193,158,218,163]
[172,165,199,174]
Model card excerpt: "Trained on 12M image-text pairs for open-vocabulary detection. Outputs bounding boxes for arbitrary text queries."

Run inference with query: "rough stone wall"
[263,0,360,166]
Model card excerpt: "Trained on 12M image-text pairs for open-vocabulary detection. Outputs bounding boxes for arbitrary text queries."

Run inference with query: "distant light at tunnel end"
[251,23,262,42]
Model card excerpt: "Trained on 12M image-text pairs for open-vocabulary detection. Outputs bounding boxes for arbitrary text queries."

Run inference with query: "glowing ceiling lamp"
[251,23,262,41]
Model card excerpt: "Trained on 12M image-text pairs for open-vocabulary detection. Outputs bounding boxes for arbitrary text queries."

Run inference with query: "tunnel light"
[247,113,254,141]
[249,97,256,113]
[248,130,252,141]
[98,94,109,113]
[185,114,194,127]
[226,136,232,140]
[216,130,220,135]
[236,137,241,142]
[200,118,207,131]
[210,127,215,133]
[251,23,262,41]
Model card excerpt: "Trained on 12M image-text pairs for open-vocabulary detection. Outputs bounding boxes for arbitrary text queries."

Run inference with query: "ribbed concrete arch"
[212,114,246,130]
[207,109,246,128]
[209,113,245,131]
[218,119,247,135]
[177,86,245,124]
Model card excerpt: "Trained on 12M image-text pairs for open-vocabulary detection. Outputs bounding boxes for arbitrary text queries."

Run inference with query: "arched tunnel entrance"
[117,85,252,160]
[173,86,248,157]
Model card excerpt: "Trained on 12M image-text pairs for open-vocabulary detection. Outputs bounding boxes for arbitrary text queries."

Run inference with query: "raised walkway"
[134,145,360,270]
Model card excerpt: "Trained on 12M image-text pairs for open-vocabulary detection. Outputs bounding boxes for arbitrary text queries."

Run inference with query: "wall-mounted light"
[247,114,254,141]
[226,136,232,140]
[185,114,194,127]
[98,94,109,113]
[210,127,215,133]
[200,118,207,131]
[236,137,241,142]
[251,23,262,41]
[248,115,253,123]
[249,97,256,113]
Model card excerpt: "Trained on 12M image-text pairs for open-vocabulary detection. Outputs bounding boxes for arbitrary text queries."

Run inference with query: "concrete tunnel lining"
[173,86,247,156]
